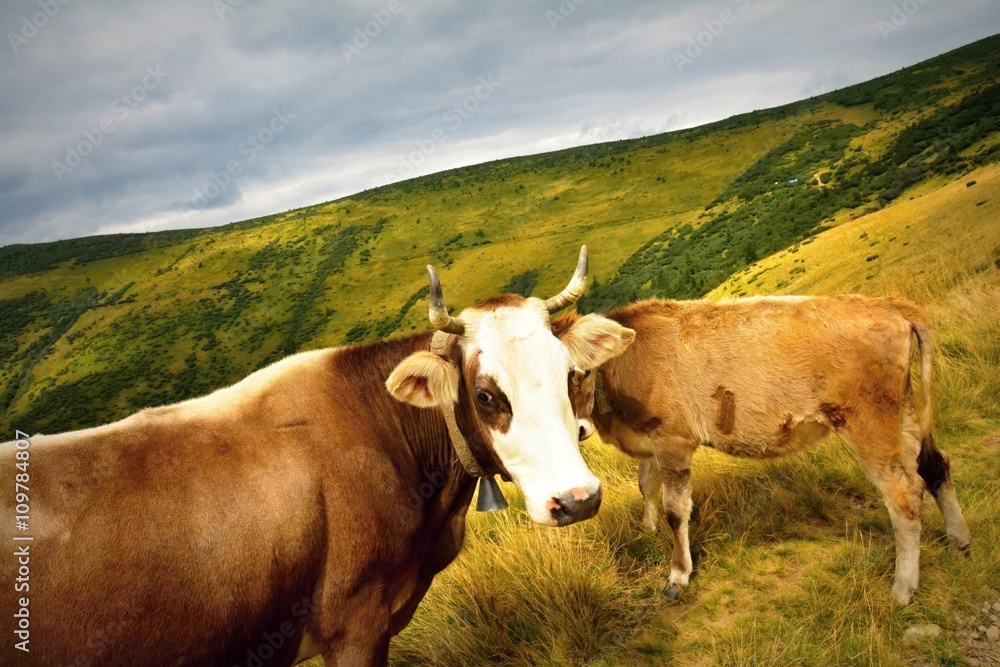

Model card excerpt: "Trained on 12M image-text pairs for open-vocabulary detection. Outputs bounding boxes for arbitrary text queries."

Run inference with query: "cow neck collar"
[441,395,487,478]
[430,331,489,478]
[594,367,613,415]
[430,332,509,513]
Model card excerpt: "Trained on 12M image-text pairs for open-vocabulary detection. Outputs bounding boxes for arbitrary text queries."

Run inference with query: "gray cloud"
[1,0,998,245]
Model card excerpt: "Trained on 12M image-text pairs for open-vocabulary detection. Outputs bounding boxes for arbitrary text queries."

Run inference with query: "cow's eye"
[475,389,494,407]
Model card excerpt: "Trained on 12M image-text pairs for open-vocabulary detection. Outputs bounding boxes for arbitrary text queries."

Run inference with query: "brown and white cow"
[0,247,635,667]
[561,295,970,605]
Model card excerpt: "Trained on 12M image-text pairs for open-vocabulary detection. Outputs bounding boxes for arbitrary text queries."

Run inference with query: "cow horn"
[543,245,588,313]
[427,265,465,335]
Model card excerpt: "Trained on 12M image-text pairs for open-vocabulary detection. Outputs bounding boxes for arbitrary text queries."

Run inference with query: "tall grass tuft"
[926,273,1000,431]
[389,445,658,666]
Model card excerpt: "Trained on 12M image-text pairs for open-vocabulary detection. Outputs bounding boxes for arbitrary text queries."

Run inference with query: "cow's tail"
[908,305,935,443]
[895,300,950,497]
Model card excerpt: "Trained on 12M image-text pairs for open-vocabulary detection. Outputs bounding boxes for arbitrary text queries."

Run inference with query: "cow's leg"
[932,476,971,552]
[323,636,389,667]
[902,410,971,551]
[638,457,662,533]
[876,463,923,605]
[845,418,924,605]
[322,624,390,667]
[653,438,696,601]
[315,589,391,666]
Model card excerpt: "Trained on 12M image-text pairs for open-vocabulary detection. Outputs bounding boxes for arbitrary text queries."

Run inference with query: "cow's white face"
[458,299,599,525]
[388,295,634,526]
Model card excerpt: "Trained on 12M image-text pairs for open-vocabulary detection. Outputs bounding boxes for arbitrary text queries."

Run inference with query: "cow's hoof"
[664,583,681,602]
[891,584,915,606]
[952,538,971,557]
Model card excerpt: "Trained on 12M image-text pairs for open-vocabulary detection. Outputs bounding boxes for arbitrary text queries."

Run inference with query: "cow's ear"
[386,351,460,408]
[558,314,635,371]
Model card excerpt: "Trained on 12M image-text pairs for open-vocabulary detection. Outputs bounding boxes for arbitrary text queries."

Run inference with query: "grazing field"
[1,33,998,666]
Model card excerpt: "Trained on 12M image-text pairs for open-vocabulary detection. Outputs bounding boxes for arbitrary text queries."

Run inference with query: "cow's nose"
[546,484,603,526]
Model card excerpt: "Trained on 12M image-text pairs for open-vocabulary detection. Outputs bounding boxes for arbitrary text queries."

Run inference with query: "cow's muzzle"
[546,484,603,526]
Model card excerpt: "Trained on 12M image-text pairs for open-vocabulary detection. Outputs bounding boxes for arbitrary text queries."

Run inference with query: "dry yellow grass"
[711,163,1000,301]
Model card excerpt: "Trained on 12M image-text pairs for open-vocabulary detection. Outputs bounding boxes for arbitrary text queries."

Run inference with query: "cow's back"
[608,296,917,454]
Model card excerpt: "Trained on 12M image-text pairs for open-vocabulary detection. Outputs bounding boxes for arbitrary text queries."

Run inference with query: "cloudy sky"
[1,0,997,247]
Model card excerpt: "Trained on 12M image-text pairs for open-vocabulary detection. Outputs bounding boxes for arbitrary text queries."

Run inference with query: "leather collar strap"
[430,331,487,478]
[594,368,613,415]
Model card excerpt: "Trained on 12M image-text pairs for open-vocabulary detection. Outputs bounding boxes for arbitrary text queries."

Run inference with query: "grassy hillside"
[2,35,998,436]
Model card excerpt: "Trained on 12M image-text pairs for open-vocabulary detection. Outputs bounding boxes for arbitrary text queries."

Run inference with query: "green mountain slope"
[2,34,999,435]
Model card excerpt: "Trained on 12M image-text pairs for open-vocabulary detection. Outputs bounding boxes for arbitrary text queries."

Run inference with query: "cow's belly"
[597,415,656,458]
[706,420,831,459]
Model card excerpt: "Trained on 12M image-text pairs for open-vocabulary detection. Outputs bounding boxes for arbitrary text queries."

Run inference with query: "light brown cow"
[561,295,970,605]
[0,248,635,666]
